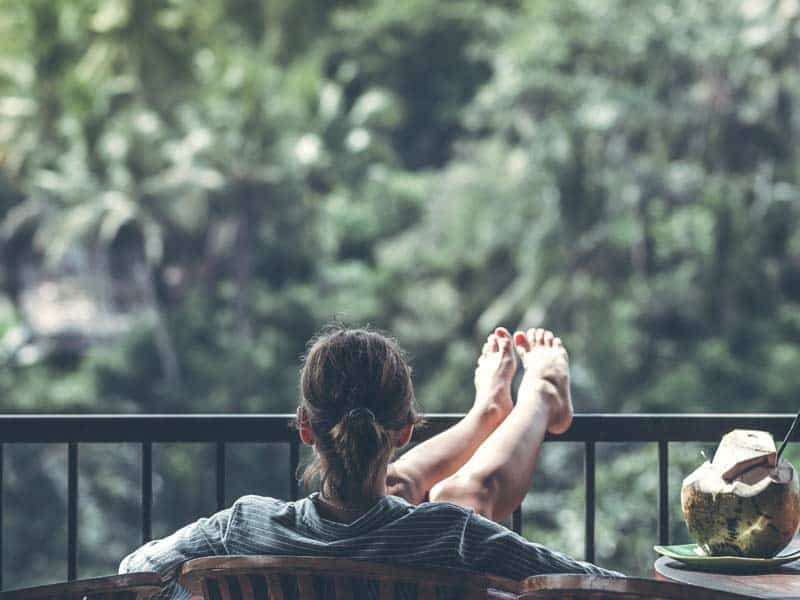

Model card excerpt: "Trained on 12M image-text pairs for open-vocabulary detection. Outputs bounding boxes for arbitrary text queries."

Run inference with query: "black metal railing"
[0,413,798,587]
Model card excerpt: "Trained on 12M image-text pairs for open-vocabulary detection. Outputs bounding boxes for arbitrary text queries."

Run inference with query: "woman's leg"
[427,328,573,522]
[386,327,517,504]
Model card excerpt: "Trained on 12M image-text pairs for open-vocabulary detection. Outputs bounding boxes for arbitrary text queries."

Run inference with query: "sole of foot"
[513,327,573,434]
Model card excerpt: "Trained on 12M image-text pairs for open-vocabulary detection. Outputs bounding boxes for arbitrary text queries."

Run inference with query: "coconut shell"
[681,458,800,557]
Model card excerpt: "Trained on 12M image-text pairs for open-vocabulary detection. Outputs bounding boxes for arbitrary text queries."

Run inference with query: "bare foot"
[473,327,516,423]
[513,327,573,434]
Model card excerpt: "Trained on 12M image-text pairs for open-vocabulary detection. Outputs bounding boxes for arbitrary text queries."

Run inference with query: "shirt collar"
[297,492,413,539]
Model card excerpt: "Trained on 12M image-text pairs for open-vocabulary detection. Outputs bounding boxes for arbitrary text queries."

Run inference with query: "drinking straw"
[777,409,800,462]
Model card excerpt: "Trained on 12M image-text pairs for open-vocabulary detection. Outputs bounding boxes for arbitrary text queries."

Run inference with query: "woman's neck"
[316,464,388,522]
[314,493,381,523]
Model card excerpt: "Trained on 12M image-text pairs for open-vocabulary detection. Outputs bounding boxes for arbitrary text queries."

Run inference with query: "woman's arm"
[119,507,233,600]
[459,510,625,579]
[386,403,509,504]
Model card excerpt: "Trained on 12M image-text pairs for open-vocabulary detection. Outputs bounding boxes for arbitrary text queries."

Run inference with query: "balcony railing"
[0,413,797,589]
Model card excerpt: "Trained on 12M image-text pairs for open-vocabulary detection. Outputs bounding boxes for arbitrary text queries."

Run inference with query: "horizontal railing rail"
[0,412,796,441]
[1,413,798,589]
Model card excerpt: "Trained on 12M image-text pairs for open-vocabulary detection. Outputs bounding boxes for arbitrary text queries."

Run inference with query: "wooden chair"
[0,573,162,600]
[516,574,753,599]
[180,556,523,600]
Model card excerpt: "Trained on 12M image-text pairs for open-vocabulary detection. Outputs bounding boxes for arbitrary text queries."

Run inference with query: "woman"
[120,326,621,599]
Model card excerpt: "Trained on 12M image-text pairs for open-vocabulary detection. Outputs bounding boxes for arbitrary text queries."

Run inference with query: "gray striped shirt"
[119,493,622,599]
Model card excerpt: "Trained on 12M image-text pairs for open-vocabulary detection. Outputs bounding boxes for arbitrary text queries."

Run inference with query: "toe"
[514,331,530,353]
[495,327,510,339]
[489,334,500,353]
[528,327,544,347]
[498,333,512,351]
[543,330,555,346]
[497,334,513,360]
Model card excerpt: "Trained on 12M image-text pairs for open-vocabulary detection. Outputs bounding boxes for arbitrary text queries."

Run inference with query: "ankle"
[469,402,510,428]
[519,377,563,418]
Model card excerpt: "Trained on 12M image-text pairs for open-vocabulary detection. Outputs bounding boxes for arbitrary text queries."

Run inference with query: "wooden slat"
[249,575,269,600]
[201,579,215,600]
[417,582,436,600]
[378,580,392,600]
[296,575,314,600]
[238,576,255,600]
[217,577,232,600]
[333,577,352,600]
[265,575,284,600]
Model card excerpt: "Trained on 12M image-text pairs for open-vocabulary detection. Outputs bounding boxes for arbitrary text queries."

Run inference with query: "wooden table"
[655,555,800,599]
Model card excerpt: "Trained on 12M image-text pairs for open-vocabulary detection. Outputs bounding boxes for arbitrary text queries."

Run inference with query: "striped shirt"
[119,493,622,600]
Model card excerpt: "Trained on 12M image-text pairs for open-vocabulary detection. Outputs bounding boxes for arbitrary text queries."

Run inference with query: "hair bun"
[345,407,376,423]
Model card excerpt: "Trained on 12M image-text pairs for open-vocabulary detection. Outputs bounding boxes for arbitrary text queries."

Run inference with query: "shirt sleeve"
[119,506,234,600]
[458,512,624,580]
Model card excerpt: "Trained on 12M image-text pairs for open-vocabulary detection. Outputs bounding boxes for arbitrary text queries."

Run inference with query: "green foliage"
[3,0,800,582]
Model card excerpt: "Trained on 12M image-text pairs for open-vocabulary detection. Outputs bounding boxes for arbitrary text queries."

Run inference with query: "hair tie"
[345,407,376,423]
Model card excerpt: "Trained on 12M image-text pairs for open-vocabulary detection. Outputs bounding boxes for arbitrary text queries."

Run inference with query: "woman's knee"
[429,472,498,520]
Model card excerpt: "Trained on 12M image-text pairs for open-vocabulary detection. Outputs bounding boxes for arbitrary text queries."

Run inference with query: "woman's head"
[297,326,421,502]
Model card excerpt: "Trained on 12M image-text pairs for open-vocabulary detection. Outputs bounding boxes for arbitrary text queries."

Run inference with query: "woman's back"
[120,493,618,600]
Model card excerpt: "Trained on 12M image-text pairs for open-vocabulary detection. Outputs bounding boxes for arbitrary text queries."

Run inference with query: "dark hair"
[297,326,421,502]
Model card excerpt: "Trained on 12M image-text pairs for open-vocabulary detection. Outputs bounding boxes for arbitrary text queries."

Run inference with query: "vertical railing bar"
[584,441,596,564]
[142,442,152,543]
[0,442,4,591]
[512,506,522,535]
[67,443,78,581]
[658,441,669,546]
[289,440,299,501]
[216,442,226,511]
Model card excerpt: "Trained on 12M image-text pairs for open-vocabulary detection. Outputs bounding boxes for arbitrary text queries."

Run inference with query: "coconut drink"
[681,429,800,557]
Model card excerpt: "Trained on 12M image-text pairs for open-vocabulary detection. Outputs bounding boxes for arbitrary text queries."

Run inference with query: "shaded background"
[3,0,800,583]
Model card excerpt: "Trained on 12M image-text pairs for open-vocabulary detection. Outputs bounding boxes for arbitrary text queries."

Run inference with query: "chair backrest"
[180,556,522,600]
[0,573,163,600]
[516,574,753,600]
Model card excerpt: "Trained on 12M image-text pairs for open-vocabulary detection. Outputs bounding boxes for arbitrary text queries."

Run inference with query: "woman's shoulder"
[404,497,477,519]
[230,494,307,520]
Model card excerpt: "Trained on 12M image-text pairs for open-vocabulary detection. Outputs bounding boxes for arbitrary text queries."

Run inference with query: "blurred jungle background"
[3,0,800,584]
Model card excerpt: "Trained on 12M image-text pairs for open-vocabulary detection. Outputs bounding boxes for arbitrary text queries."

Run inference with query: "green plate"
[654,544,800,570]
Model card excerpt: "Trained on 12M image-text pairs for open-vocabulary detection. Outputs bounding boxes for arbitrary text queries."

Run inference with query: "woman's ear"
[395,423,414,449]
[297,407,315,446]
